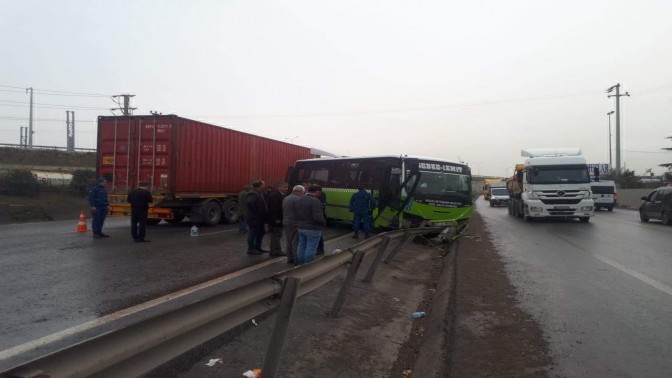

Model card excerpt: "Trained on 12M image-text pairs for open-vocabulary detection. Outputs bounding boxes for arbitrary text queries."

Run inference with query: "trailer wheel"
[221,199,238,224]
[203,200,222,226]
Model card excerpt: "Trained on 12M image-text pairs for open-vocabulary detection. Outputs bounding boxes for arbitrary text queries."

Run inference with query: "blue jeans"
[353,213,372,233]
[297,229,322,265]
[92,206,108,235]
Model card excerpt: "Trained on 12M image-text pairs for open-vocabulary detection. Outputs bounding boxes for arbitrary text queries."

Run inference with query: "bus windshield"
[411,170,471,198]
[528,165,590,184]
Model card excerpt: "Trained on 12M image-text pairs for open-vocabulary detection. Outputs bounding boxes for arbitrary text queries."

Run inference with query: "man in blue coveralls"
[349,185,377,239]
[88,177,110,238]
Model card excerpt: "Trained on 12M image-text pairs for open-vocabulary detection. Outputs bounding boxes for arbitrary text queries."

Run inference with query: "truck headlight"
[530,206,542,212]
[581,206,593,211]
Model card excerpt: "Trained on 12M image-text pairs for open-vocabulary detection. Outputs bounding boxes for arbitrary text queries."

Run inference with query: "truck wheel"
[221,199,238,224]
[639,210,649,222]
[203,201,222,226]
[579,217,590,223]
[662,211,671,225]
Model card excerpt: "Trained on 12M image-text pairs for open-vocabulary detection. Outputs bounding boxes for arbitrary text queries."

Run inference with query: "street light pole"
[607,111,614,170]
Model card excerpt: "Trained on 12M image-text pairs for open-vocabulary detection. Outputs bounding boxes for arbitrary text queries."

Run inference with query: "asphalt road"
[478,198,672,377]
[0,217,354,353]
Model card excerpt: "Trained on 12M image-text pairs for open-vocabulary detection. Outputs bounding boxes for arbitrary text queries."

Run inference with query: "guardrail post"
[362,236,391,283]
[263,277,301,378]
[384,234,415,264]
[329,250,365,317]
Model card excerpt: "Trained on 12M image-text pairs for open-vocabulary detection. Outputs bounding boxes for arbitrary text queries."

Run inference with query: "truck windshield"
[491,188,508,196]
[529,165,590,184]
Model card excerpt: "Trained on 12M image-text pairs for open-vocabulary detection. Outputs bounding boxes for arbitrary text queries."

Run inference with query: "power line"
[0,100,109,110]
[0,84,112,97]
[0,115,95,123]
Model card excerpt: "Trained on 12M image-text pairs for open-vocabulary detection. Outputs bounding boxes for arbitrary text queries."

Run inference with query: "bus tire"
[203,200,222,226]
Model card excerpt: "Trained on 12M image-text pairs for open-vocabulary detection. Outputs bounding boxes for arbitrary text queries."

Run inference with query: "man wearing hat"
[88,177,110,238]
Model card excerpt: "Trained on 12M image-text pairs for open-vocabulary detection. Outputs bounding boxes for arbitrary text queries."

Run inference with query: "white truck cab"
[518,148,594,222]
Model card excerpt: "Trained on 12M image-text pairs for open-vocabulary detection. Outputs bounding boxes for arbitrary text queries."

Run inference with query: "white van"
[591,180,617,211]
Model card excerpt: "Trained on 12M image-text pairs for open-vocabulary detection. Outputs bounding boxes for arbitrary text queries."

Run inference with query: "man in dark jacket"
[266,181,288,256]
[127,181,154,242]
[88,177,110,238]
[282,185,305,264]
[296,185,326,265]
[349,185,377,239]
[246,180,268,255]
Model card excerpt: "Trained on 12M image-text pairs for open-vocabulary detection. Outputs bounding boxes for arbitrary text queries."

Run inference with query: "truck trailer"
[506,148,595,222]
[97,115,314,225]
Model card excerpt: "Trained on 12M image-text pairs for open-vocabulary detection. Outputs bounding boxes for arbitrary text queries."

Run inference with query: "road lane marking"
[0,257,283,361]
[596,255,672,297]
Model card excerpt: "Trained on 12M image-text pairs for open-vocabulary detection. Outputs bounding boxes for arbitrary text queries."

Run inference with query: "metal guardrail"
[2,225,453,378]
[0,143,96,153]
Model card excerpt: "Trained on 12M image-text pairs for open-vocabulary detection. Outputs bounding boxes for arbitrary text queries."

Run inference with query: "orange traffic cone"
[76,210,88,232]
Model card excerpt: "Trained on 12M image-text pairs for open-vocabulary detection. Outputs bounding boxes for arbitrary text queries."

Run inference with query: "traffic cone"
[76,210,88,232]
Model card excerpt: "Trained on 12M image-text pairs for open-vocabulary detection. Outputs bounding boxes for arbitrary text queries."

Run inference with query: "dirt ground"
[0,191,88,223]
[447,211,553,377]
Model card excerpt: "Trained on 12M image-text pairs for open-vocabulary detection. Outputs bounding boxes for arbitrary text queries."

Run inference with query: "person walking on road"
[267,182,288,257]
[282,185,305,264]
[127,181,154,242]
[246,180,268,255]
[296,185,326,265]
[88,177,110,238]
[349,185,377,239]
[237,185,251,234]
[303,180,327,255]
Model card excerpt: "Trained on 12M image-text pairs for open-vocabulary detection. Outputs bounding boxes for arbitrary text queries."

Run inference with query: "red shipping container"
[97,115,313,224]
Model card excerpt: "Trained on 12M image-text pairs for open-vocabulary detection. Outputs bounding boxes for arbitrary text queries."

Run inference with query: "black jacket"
[127,187,153,210]
[266,190,284,225]
[246,189,267,226]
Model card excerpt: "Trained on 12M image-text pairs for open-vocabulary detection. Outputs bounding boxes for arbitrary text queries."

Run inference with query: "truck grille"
[540,198,582,205]
[549,211,576,215]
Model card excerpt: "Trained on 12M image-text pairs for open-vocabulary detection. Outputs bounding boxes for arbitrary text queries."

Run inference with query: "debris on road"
[205,358,222,366]
[242,368,262,377]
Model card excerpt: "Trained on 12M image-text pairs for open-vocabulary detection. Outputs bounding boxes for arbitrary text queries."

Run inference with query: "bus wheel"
[203,200,222,226]
[221,199,238,224]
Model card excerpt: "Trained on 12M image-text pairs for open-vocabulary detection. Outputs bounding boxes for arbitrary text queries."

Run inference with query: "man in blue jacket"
[88,177,110,238]
[349,185,377,239]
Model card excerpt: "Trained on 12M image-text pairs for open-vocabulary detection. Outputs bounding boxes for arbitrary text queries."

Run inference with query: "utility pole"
[607,84,629,174]
[26,87,34,147]
[112,94,136,116]
[607,111,614,170]
[20,127,28,147]
[66,111,75,152]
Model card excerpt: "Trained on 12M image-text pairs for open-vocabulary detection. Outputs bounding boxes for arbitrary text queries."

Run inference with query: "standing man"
[245,180,268,255]
[303,180,327,255]
[296,185,326,265]
[88,177,110,238]
[282,185,305,264]
[349,184,377,239]
[266,181,288,257]
[127,181,154,242]
[237,185,251,234]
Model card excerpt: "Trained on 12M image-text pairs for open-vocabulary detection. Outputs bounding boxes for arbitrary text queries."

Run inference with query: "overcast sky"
[1,0,671,177]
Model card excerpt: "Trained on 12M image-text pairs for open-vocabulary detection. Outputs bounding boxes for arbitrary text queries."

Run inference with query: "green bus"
[287,155,473,228]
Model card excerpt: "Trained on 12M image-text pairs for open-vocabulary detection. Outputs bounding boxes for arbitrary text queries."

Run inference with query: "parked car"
[639,186,672,225]
[591,180,617,211]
